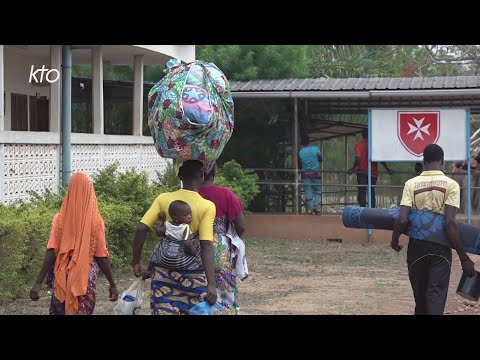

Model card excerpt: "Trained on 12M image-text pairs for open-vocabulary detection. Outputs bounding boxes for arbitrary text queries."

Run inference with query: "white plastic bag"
[113,279,147,315]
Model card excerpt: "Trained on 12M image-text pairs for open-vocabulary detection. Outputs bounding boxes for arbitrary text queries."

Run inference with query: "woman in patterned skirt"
[29,172,118,315]
[198,162,246,315]
[132,160,217,315]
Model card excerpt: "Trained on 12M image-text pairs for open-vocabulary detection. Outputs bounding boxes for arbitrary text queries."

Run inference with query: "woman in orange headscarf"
[30,172,118,315]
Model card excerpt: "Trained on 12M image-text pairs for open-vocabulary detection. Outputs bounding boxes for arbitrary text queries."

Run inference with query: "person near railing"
[298,135,322,215]
[473,152,480,212]
[348,128,393,208]
[415,162,423,176]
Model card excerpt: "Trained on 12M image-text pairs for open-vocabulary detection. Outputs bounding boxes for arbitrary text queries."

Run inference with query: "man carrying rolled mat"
[391,144,476,315]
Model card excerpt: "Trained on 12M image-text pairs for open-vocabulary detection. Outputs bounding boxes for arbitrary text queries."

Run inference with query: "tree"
[424,45,480,75]
[308,45,398,78]
[307,45,474,78]
[197,45,311,80]
[71,64,134,80]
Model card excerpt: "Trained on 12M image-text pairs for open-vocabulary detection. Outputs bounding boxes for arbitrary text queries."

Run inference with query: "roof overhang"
[230,76,480,114]
[231,89,480,114]
[5,45,195,65]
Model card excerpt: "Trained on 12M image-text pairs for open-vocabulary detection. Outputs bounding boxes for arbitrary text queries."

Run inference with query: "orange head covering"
[52,172,101,315]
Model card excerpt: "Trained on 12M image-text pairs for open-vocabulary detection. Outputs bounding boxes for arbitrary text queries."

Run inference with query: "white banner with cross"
[371,108,468,162]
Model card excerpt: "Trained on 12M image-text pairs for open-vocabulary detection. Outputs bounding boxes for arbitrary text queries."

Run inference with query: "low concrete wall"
[0,139,171,204]
[244,214,480,244]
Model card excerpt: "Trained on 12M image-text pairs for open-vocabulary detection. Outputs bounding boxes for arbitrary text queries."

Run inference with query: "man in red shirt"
[348,128,393,208]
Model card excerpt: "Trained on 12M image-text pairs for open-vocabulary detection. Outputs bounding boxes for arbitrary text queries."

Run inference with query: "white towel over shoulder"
[226,223,248,281]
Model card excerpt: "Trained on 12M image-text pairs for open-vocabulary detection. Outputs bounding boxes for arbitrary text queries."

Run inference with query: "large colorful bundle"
[148,59,234,162]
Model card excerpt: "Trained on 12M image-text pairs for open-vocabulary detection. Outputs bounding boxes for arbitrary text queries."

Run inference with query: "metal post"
[92,46,104,135]
[467,108,472,224]
[367,110,373,241]
[293,98,299,215]
[62,45,72,187]
[320,140,324,214]
[133,54,144,136]
[0,45,3,132]
[344,135,348,206]
[0,45,4,204]
[305,99,309,129]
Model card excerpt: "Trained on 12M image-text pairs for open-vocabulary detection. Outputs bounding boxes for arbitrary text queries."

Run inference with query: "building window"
[11,93,28,131]
[29,96,49,132]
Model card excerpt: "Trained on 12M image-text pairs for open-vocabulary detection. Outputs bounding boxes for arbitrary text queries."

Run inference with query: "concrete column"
[0,46,4,202]
[92,46,104,134]
[49,45,62,133]
[133,55,144,136]
[293,98,299,215]
[0,45,4,132]
[62,45,72,187]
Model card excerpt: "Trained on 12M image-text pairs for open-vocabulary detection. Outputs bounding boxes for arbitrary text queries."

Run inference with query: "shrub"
[152,161,181,193]
[97,200,138,270]
[18,205,57,286]
[0,205,28,302]
[216,160,260,208]
[93,163,157,218]
[0,160,255,301]
[26,188,66,210]
[0,203,56,302]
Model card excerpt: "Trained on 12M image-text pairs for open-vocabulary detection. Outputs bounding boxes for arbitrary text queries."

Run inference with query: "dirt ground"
[2,238,480,315]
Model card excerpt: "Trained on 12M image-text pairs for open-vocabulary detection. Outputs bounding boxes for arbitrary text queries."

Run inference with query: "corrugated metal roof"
[230,76,480,92]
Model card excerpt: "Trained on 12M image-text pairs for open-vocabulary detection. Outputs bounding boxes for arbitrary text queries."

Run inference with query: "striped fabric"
[150,233,202,271]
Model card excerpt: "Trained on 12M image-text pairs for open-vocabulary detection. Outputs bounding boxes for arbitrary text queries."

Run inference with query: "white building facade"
[0,45,195,204]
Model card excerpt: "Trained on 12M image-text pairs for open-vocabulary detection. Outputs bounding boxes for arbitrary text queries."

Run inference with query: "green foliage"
[72,103,92,134]
[0,205,28,302]
[152,162,181,193]
[104,102,133,135]
[0,165,157,301]
[0,203,57,302]
[0,161,253,301]
[70,45,480,139]
[308,45,477,79]
[215,160,259,208]
[97,201,137,269]
[19,205,58,289]
[103,65,133,81]
[6,45,479,300]
[308,45,397,78]
[26,188,66,210]
[197,45,311,80]
[145,65,165,83]
[197,44,477,82]
[93,163,156,217]
[72,64,91,78]
[219,98,290,169]
[72,64,134,81]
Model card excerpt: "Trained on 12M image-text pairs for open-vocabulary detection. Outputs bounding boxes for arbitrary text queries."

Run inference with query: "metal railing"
[248,168,480,215]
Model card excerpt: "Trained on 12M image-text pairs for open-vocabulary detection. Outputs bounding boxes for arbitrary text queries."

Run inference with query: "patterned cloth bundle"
[148,59,234,162]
